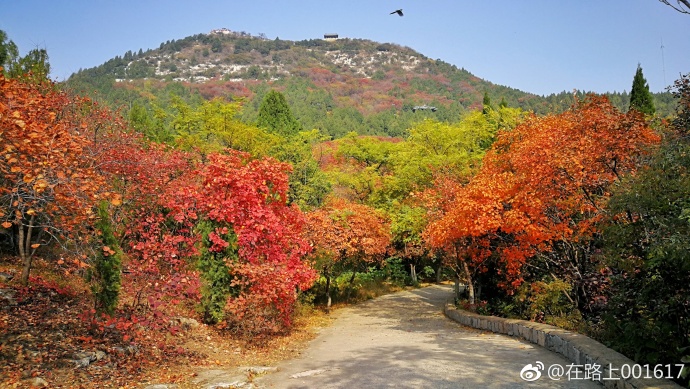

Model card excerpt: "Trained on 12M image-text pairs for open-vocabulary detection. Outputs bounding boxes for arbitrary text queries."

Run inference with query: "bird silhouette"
[390,9,403,16]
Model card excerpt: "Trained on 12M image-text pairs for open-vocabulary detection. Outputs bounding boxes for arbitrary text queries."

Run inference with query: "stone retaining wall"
[444,304,683,389]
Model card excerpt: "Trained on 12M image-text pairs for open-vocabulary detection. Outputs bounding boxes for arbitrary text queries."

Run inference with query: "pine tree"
[629,64,656,115]
[90,201,122,315]
[257,90,302,137]
[482,91,492,115]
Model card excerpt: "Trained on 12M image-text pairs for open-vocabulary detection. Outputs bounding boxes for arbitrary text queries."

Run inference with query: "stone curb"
[444,303,683,389]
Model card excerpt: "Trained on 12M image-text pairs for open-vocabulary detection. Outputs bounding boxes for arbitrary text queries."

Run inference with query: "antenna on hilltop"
[661,38,667,88]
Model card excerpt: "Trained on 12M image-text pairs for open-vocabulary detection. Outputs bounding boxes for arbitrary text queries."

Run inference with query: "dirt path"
[254,284,601,388]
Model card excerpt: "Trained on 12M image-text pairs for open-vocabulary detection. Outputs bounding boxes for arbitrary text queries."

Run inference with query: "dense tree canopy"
[304,198,390,310]
[424,96,660,303]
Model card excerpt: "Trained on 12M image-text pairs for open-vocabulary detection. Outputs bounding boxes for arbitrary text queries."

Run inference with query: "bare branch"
[659,0,690,14]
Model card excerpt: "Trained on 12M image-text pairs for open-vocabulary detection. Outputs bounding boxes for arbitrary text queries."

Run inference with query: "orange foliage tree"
[424,96,660,304]
[304,198,391,311]
[0,73,120,284]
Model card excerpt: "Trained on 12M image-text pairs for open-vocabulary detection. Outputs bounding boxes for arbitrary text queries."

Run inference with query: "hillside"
[65,29,675,138]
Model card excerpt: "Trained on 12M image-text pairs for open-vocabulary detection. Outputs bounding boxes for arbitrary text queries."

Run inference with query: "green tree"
[629,63,655,115]
[482,91,492,115]
[0,30,18,72]
[90,201,122,315]
[8,48,51,83]
[270,129,332,210]
[389,204,429,284]
[257,89,302,137]
[0,30,50,83]
[171,96,280,156]
[601,74,689,379]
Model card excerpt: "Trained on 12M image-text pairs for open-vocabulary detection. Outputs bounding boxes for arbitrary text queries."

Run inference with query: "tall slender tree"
[629,64,656,115]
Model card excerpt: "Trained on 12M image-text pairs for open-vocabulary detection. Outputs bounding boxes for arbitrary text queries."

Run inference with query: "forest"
[1,28,689,387]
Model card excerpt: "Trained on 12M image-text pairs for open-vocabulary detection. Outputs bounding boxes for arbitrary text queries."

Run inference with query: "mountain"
[65,29,676,139]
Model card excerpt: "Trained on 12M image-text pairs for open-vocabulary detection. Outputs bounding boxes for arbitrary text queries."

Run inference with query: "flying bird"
[390,9,403,16]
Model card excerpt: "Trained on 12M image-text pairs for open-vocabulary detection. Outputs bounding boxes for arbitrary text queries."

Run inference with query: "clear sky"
[2,0,688,96]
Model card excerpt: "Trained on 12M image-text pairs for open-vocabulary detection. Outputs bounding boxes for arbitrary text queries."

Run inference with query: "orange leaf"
[30,243,40,249]
[1,222,12,229]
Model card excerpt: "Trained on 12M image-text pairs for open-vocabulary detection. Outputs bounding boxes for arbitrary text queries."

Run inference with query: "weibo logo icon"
[520,361,544,381]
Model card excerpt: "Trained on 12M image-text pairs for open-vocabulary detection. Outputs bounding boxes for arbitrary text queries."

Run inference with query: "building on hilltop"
[324,33,339,41]
[211,28,233,35]
[412,105,438,112]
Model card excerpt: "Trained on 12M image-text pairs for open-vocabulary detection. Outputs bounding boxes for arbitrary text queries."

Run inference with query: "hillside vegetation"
[65,30,676,139]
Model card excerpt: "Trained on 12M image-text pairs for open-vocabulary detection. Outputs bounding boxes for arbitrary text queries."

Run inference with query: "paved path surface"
[255,284,601,389]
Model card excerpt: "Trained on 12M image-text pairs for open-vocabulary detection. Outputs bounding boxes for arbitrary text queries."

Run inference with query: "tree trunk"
[463,261,475,305]
[18,225,28,285]
[410,263,417,284]
[435,262,443,284]
[18,215,38,285]
[324,268,332,314]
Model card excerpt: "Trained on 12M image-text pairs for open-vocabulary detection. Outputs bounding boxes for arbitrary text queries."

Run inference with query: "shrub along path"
[254,284,601,388]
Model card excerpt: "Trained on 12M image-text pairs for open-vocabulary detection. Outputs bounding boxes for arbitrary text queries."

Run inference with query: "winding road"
[255,284,601,388]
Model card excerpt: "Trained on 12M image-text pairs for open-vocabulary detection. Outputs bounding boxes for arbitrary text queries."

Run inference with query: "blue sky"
[2,0,688,96]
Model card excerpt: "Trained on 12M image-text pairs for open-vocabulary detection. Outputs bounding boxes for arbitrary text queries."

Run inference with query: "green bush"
[196,220,239,324]
[513,279,584,331]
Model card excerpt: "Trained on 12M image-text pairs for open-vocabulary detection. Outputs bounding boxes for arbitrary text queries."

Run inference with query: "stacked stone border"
[444,303,682,389]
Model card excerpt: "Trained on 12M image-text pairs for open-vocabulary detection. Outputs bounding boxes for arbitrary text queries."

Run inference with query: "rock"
[95,350,106,361]
[0,288,17,307]
[26,377,49,387]
[73,357,91,368]
[170,316,200,330]
[0,272,14,282]
[72,350,107,368]
[73,351,94,361]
